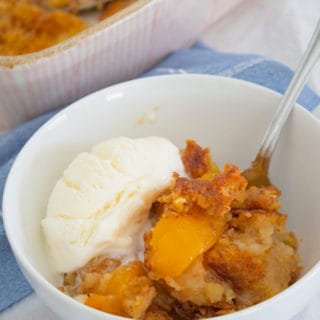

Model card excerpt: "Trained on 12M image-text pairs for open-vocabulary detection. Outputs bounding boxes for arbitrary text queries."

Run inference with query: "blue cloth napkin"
[0,42,319,312]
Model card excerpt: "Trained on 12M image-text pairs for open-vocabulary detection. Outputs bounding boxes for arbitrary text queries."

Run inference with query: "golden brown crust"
[205,207,300,308]
[205,236,265,289]
[180,140,214,178]
[230,209,287,235]
[157,164,247,217]
[232,185,281,211]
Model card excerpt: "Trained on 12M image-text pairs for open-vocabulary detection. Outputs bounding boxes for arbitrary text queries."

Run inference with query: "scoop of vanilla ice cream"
[42,136,184,273]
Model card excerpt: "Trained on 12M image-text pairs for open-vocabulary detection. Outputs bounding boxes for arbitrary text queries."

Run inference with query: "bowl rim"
[3,74,320,319]
[0,0,150,68]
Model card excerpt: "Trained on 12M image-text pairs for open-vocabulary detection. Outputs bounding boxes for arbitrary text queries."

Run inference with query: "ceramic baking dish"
[0,0,243,131]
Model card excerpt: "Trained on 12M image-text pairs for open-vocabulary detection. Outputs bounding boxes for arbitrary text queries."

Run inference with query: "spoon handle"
[258,19,320,159]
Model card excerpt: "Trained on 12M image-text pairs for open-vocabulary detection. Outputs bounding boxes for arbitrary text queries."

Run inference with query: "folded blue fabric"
[0,42,319,312]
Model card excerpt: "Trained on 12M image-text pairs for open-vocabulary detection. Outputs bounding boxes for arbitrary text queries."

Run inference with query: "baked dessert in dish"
[44,137,301,319]
[0,0,87,55]
[0,0,138,55]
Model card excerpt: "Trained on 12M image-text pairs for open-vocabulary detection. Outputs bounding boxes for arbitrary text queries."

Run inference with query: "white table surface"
[202,0,320,95]
[2,0,320,319]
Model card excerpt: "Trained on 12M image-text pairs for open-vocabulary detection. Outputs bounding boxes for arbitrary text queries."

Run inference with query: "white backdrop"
[202,0,320,94]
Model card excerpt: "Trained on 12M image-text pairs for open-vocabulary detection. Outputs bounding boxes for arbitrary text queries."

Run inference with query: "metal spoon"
[242,19,320,187]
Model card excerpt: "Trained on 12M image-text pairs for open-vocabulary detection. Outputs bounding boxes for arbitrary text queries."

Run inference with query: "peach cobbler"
[56,139,301,319]
[0,0,87,55]
[0,0,138,55]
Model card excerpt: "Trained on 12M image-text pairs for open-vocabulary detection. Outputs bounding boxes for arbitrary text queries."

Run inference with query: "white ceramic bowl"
[3,75,320,320]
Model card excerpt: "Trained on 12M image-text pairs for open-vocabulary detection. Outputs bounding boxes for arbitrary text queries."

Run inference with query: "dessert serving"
[42,137,301,320]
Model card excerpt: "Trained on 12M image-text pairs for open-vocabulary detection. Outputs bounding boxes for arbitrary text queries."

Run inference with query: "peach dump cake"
[0,0,87,55]
[42,137,301,319]
[0,0,137,55]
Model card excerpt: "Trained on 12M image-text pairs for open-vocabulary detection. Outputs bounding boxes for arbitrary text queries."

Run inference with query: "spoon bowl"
[3,74,320,320]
